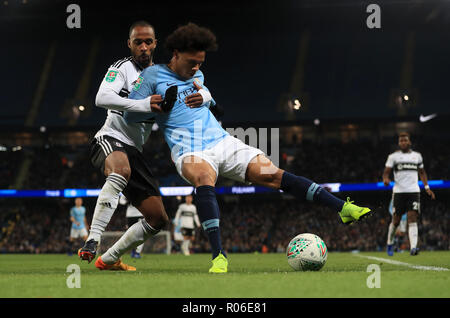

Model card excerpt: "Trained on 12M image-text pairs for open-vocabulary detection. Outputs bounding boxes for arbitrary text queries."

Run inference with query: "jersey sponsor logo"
[166,82,177,86]
[115,141,123,147]
[181,211,195,217]
[395,162,418,172]
[105,70,118,82]
[133,76,144,91]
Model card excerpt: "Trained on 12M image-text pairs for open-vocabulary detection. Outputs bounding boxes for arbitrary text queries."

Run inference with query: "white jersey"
[94,57,155,152]
[174,203,200,229]
[385,150,424,193]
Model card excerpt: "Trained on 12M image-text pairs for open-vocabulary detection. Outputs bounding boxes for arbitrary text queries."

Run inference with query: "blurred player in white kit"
[173,195,200,255]
[383,132,436,256]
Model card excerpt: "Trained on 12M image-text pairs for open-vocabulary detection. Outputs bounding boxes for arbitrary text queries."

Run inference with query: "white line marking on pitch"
[355,255,449,272]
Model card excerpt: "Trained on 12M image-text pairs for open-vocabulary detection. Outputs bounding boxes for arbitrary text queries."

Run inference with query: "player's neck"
[132,57,153,70]
[167,62,178,75]
[167,61,185,79]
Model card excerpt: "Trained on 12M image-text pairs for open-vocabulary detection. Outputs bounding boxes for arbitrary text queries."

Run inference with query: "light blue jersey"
[70,206,86,230]
[125,64,228,162]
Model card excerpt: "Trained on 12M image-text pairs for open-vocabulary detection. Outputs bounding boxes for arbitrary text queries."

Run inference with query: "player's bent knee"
[106,165,131,181]
[193,171,215,187]
[104,152,131,180]
[249,167,284,188]
[145,213,169,230]
[117,166,131,181]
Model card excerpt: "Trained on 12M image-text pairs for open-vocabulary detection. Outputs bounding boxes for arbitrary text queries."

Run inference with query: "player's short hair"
[398,132,410,139]
[128,20,155,38]
[165,22,218,53]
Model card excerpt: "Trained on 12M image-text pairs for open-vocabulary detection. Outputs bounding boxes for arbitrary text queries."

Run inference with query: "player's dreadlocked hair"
[165,22,218,53]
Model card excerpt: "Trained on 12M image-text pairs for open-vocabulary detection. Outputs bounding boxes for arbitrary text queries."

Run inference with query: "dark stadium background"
[0,0,449,254]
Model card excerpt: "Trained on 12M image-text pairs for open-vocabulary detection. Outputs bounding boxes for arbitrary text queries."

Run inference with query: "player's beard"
[135,50,153,68]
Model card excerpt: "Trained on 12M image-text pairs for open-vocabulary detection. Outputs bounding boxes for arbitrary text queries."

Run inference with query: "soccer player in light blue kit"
[69,198,88,255]
[124,23,373,273]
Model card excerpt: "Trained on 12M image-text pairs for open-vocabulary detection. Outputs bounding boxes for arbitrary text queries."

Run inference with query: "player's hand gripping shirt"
[125,64,229,162]
[385,150,424,193]
[94,57,155,152]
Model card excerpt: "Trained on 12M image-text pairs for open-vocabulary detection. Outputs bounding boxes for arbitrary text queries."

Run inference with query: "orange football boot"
[95,256,136,271]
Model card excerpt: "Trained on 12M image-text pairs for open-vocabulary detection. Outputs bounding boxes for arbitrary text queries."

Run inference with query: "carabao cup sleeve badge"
[133,76,144,91]
[105,70,118,82]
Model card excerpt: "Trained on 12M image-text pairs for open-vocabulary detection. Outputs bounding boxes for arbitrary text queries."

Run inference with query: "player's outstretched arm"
[418,168,436,199]
[124,69,162,123]
[382,167,392,186]
[95,67,155,113]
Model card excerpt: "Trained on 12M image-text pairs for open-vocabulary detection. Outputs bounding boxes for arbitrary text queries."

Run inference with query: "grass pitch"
[0,251,449,298]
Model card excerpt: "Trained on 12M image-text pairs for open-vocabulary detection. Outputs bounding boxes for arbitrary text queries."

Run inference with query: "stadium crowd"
[4,132,450,190]
[1,133,449,254]
[1,193,448,254]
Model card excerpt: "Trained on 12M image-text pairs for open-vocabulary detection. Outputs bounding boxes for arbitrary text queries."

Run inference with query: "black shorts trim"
[90,135,160,206]
[181,228,195,237]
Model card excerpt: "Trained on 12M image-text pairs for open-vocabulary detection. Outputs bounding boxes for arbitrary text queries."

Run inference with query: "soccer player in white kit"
[78,21,205,270]
[78,21,169,270]
[383,132,436,256]
[173,195,200,255]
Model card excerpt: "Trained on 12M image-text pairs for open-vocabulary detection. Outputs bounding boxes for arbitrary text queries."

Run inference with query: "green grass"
[0,251,449,298]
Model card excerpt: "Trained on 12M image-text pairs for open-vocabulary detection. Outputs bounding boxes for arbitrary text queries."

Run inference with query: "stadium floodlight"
[293,99,301,110]
[403,95,409,101]
[78,105,85,111]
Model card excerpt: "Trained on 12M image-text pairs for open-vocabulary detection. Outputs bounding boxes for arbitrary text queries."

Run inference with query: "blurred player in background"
[173,195,200,255]
[78,21,171,271]
[383,132,436,256]
[126,23,373,273]
[172,218,184,253]
[119,195,145,258]
[69,198,88,255]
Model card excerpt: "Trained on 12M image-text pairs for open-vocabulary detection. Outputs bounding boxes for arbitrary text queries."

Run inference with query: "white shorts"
[174,232,184,241]
[70,228,88,239]
[175,135,264,185]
